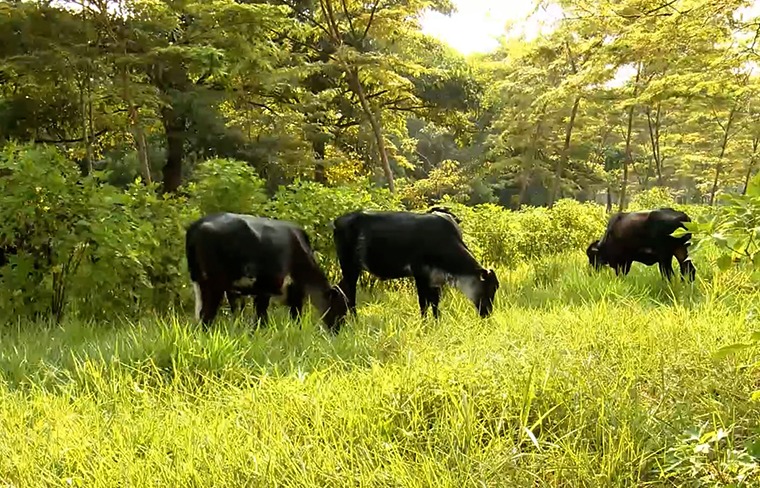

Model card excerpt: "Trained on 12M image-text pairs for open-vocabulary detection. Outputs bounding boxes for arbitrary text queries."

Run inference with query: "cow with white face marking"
[185,212,349,331]
[332,209,499,318]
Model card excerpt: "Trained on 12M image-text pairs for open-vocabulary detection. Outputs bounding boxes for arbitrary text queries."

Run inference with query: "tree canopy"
[1,0,759,208]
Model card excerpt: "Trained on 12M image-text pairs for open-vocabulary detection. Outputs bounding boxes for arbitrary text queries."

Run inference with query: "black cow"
[332,209,499,318]
[586,207,696,281]
[185,212,349,331]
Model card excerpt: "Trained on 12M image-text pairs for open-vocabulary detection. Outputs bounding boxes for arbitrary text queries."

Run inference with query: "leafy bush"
[446,199,607,268]
[72,181,200,317]
[187,158,268,216]
[0,144,202,321]
[265,180,402,276]
[0,144,99,320]
[628,187,678,211]
[398,160,469,208]
[681,176,760,271]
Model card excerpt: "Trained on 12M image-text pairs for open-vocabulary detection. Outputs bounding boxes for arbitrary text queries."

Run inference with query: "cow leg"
[199,284,224,328]
[413,276,430,317]
[658,257,675,281]
[674,246,697,282]
[254,294,271,326]
[338,272,360,316]
[285,283,305,321]
[429,286,442,319]
[227,290,245,315]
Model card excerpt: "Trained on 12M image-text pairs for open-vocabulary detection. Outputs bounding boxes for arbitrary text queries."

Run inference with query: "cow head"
[475,268,500,317]
[322,285,350,332]
[586,240,606,270]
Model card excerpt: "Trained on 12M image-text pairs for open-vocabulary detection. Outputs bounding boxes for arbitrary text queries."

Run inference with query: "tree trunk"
[709,107,737,205]
[517,174,530,208]
[79,78,92,176]
[521,104,547,207]
[314,137,327,184]
[646,103,663,186]
[550,96,581,207]
[160,105,186,194]
[348,69,394,192]
[606,183,613,213]
[742,137,759,195]
[128,105,152,185]
[619,64,642,212]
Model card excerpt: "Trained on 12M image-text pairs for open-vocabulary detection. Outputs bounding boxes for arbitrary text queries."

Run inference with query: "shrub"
[0,144,203,321]
[629,187,678,211]
[0,144,100,320]
[398,160,470,208]
[72,181,200,317]
[445,200,607,269]
[265,180,402,276]
[187,158,268,216]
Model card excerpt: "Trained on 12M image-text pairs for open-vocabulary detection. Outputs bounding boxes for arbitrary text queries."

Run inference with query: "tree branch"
[279,0,333,39]
[361,0,381,41]
[340,0,358,40]
[35,128,108,144]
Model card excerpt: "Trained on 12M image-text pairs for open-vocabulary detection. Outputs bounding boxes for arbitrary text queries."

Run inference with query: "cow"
[185,212,349,331]
[332,209,499,319]
[586,207,697,281]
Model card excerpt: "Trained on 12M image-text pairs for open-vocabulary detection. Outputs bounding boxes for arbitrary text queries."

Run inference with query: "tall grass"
[0,252,758,486]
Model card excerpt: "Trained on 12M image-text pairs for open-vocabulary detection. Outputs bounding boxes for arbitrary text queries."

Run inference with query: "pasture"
[0,250,757,486]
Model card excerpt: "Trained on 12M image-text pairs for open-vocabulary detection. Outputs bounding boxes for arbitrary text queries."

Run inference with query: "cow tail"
[185,227,202,283]
[332,214,359,265]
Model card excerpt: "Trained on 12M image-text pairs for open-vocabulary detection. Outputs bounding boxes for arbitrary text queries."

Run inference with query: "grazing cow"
[185,212,349,331]
[586,207,696,281]
[332,209,499,318]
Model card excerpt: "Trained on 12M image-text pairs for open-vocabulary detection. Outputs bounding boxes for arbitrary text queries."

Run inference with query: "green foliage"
[447,199,607,268]
[73,181,200,317]
[188,158,268,216]
[628,187,678,211]
[0,144,200,320]
[398,159,469,208]
[265,180,402,275]
[0,144,97,320]
[681,175,760,270]
[662,424,760,484]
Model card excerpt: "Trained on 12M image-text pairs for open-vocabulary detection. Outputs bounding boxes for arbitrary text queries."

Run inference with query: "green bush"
[0,144,101,320]
[445,199,607,268]
[265,180,402,277]
[72,181,200,317]
[628,187,678,211]
[187,158,268,216]
[0,144,202,321]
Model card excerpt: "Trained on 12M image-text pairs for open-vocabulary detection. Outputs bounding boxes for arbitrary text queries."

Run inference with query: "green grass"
[1,252,759,486]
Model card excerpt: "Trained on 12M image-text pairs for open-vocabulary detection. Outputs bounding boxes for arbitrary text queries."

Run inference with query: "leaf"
[712,233,729,248]
[713,342,754,360]
[747,174,760,197]
[716,254,732,271]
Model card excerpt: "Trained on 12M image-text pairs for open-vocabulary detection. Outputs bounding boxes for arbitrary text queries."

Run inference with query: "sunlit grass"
[0,251,758,486]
